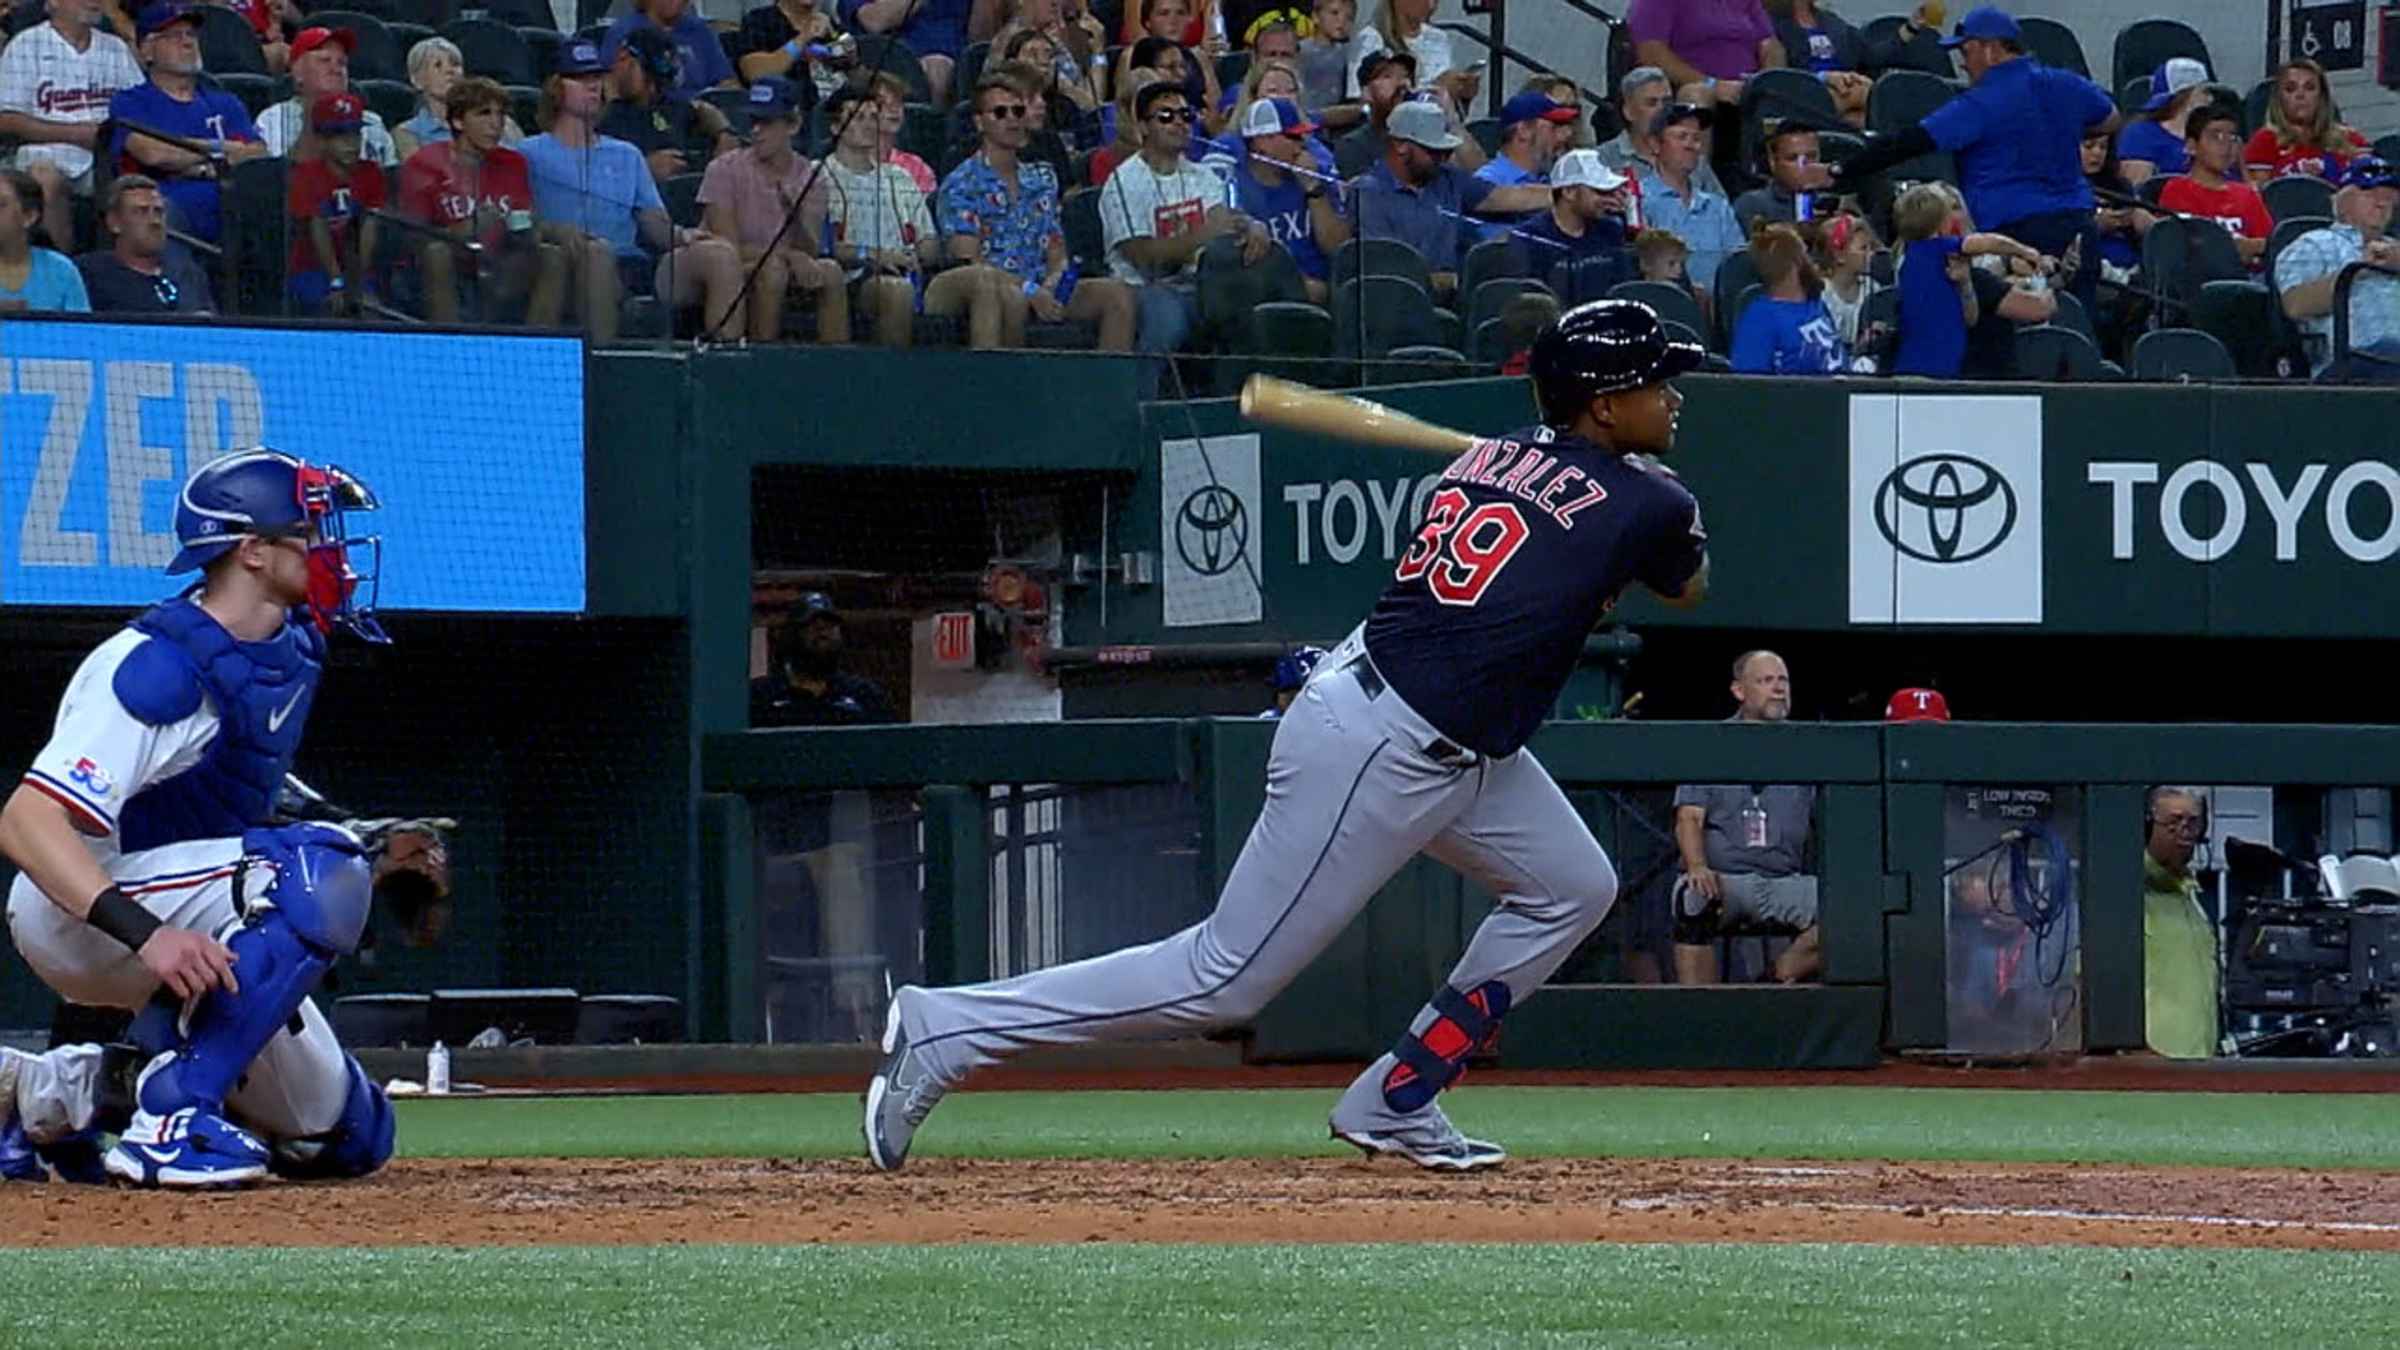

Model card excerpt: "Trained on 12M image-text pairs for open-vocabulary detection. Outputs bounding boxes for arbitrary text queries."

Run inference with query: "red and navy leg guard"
[1381,980,1512,1114]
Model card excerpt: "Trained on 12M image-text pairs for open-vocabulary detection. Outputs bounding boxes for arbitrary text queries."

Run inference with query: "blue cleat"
[104,1108,270,1189]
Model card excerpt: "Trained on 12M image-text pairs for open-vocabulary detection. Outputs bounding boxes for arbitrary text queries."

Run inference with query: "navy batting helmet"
[169,448,385,641]
[1528,299,1705,424]
[1271,645,1327,691]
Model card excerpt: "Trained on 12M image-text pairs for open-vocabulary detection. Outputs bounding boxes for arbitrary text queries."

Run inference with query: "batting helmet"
[168,448,386,641]
[1528,299,1706,424]
[1270,645,1327,692]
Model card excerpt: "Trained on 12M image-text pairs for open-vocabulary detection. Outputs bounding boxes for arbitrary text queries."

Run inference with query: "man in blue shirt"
[108,3,267,244]
[602,0,738,101]
[1807,5,2117,313]
[838,0,981,105]
[1472,89,1576,242]
[1224,96,1350,300]
[1632,102,1740,290]
[1512,148,1633,288]
[1352,99,1549,298]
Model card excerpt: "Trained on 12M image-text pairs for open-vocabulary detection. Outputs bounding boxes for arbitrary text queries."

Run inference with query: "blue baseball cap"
[2341,156,2398,191]
[1237,96,1315,138]
[556,38,607,75]
[2138,57,2209,113]
[135,1,202,39]
[1499,90,1578,128]
[1939,5,2020,48]
[747,77,803,121]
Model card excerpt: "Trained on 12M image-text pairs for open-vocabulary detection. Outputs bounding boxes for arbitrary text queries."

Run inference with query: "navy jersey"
[1362,425,1706,758]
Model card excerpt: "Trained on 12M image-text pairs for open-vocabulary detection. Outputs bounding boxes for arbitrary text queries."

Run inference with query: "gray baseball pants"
[904,627,1619,1126]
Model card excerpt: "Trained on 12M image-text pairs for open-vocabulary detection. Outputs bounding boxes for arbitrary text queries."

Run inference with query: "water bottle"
[1795,190,1814,222]
[427,1040,452,1096]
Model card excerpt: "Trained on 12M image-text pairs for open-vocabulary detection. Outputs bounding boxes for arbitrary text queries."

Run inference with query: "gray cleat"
[862,988,946,1172]
[1330,1103,1507,1172]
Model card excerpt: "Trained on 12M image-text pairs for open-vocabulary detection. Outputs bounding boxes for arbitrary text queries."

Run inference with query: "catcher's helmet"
[1270,645,1327,692]
[168,448,386,641]
[1528,299,1706,424]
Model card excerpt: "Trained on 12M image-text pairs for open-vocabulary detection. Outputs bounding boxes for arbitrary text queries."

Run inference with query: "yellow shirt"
[2142,853,2217,1058]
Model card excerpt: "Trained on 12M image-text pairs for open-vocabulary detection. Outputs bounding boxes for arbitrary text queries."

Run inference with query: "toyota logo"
[1175,484,1249,577]
[1874,454,2017,564]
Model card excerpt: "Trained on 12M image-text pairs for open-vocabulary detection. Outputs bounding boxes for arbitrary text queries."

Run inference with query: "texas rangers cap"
[135,2,203,39]
[556,38,608,75]
[1551,148,1627,192]
[1356,48,1414,88]
[290,26,358,61]
[311,90,366,133]
[747,77,803,121]
[1500,91,1578,128]
[1388,99,1460,152]
[2342,155,2399,191]
[1238,96,1315,139]
[1885,688,1952,723]
[1938,5,2020,48]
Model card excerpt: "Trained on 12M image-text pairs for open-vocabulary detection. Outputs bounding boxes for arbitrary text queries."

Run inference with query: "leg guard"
[269,1055,394,1181]
[133,823,371,1118]
[1381,980,1512,1115]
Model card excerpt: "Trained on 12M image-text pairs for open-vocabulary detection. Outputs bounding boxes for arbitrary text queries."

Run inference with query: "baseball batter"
[869,299,1711,1171]
[0,449,397,1188]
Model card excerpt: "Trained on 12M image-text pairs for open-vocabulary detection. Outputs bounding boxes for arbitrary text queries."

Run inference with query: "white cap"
[1552,149,1628,192]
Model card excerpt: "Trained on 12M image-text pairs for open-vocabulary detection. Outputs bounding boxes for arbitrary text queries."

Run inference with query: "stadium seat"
[1331,237,1434,294]
[897,101,947,171]
[1608,279,1706,349]
[853,35,932,103]
[1867,69,1954,136]
[2047,289,2097,347]
[313,11,406,80]
[1196,234,1307,346]
[1711,248,1761,346]
[520,25,564,80]
[2379,133,2400,166]
[2143,215,2250,324]
[1470,315,1511,366]
[2136,173,2173,207]
[659,171,704,227]
[392,0,460,25]
[389,20,439,60]
[1465,117,1502,157]
[1466,276,1550,335]
[1459,235,1522,297]
[1237,300,1335,384]
[2013,324,2113,380]
[475,0,558,30]
[445,17,536,84]
[214,71,283,118]
[1739,69,1837,170]
[700,85,754,137]
[1373,344,1470,384]
[2117,75,2151,118]
[2196,276,2288,378]
[2112,18,2212,99]
[194,4,268,75]
[2016,16,2089,77]
[1215,49,1250,91]
[506,84,541,139]
[2241,78,2273,137]
[1728,280,1764,337]
[2261,174,2334,224]
[2131,328,2237,381]
[1331,275,1443,357]
[2266,214,2328,277]
[1061,186,1105,271]
[358,77,417,131]
[222,155,293,316]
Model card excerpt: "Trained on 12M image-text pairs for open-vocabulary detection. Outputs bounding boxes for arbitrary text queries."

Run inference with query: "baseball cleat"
[38,1130,111,1186]
[0,1116,42,1183]
[104,1108,270,1189]
[863,988,946,1172]
[1331,1104,1507,1172]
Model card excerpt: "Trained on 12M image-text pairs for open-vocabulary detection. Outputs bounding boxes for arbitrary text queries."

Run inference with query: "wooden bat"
[1237,376,1478,457]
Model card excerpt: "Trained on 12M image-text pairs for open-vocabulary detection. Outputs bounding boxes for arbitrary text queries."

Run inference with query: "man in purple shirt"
[1624,0,1783,109]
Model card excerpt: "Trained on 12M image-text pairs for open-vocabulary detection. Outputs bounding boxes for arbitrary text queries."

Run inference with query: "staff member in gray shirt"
[1671,649,1820,985]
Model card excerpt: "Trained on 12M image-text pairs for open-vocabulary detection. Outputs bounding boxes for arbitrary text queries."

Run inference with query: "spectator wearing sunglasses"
[1099,81,1269,372]
[74,172,213,313]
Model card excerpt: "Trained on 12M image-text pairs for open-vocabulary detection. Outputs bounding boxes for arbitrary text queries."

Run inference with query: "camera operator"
[2143,786,2216,1059]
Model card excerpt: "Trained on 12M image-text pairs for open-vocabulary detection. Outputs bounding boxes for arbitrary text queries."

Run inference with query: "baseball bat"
[1238,376,1479,457]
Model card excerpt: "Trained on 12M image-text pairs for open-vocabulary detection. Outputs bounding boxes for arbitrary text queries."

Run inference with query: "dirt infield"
[9,1156,2397,1250]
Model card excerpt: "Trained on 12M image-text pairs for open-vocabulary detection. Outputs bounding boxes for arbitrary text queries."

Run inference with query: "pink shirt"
[696,147,827,250]
[1624,0,1774,80]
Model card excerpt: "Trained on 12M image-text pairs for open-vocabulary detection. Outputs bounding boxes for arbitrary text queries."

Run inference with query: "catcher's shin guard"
[1381,980,1511,1114]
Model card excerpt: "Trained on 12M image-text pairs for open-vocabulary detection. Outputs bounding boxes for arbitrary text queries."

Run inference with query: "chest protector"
[112,599,324,854]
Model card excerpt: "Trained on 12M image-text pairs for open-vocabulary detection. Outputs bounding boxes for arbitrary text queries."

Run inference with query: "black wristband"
[88,885,162,953]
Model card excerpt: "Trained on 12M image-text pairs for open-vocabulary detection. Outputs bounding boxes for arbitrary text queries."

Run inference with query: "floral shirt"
[937,152,1063,282]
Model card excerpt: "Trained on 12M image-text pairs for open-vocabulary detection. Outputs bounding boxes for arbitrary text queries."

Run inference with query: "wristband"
[87,885,162,953]
[327,277,345,291]
[783,39,804,59]
[1023,278,1042,297]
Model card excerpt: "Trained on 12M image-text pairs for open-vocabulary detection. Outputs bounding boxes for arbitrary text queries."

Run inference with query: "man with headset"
[2143,786,2216,1058]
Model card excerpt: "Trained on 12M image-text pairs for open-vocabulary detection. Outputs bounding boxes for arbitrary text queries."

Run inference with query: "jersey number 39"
[1394,487,1529,605]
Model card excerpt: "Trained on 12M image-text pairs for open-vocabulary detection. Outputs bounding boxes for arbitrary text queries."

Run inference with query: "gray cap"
[1387,98,1461,151]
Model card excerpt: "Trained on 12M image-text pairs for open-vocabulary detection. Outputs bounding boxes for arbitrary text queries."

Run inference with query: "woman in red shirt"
[2244,58,2368,184]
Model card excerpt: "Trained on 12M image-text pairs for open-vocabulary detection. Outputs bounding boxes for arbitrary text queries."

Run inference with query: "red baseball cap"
[311,90,365,133]
[1885,687,1951,723]
[291,26,357,61]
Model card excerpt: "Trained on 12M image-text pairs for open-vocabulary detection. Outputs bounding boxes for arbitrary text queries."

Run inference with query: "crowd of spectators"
[0,0,2384,383]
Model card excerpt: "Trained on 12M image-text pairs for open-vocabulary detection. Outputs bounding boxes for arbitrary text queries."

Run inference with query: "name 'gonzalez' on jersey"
[1362,422,1707,760]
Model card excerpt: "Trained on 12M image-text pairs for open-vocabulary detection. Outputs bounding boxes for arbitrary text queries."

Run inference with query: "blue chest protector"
[111,598,324,854]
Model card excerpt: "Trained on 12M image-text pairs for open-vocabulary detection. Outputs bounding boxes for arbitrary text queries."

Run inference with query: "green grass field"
[16,1085,2398,1347]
